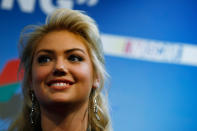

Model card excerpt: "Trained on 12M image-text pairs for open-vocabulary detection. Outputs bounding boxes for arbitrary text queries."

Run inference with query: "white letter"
[88,0,98,6]
[1,0,35,13]
[1,0,14,10]
[18,0,36,13]
[39,0,73,15]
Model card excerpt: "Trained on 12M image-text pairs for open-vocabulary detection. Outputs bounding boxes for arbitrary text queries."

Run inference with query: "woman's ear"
[93,78,99,89]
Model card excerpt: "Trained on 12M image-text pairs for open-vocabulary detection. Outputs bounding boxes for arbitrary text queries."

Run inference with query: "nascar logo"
[101,34,197,67]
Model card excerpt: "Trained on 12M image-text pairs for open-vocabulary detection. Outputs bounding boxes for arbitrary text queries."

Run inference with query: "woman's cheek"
[32,66,52,86]
[75,63,94,83]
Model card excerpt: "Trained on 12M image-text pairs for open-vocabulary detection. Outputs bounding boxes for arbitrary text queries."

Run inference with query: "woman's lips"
[47,79,74,90]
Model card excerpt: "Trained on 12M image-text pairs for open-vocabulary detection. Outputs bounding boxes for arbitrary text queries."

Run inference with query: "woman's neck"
[40,102,89,131]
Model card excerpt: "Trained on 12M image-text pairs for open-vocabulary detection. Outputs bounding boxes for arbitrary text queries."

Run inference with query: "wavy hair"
[8,8,112,131]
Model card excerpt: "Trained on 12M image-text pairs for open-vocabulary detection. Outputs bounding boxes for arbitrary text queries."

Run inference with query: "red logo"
[0,59,23,87]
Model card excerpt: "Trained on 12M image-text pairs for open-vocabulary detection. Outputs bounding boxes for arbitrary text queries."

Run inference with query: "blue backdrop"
[0,0,197,130]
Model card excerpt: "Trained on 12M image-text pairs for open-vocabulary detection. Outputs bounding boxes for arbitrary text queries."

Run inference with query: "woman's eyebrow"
[35,49,54,56]
[35,48,86,56]
[65,48,86,54]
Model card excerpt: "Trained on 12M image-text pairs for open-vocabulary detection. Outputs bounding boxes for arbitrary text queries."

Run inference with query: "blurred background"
[0,0,197,130]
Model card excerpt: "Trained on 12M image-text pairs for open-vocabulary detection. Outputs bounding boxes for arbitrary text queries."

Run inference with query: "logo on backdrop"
[101,34,186,65]
[0,0,99,14]
[123,39,183,63]
[0,59,22,102]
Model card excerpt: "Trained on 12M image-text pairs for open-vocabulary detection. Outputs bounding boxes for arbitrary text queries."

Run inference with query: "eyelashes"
[36,54,84,64]
[37,55,52,64]
[68,54,84,62]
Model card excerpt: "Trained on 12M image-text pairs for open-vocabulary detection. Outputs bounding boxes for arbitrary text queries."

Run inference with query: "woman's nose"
[53,58,67,76]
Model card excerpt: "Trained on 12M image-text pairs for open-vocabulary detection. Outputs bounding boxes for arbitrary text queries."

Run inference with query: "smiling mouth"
[47,79,74,90]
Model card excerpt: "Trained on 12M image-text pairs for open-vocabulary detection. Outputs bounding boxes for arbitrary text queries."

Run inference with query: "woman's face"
[31,30,95,107]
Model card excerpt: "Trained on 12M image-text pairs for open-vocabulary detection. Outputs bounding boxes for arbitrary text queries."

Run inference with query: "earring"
[30,91,36,126]
[93,98,100,121]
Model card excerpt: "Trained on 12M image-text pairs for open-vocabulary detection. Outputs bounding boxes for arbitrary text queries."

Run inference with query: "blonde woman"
[9,8,112,131]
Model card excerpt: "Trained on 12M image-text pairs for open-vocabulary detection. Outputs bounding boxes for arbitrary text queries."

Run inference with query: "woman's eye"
[68,55,83,62]
[37,55,51,64]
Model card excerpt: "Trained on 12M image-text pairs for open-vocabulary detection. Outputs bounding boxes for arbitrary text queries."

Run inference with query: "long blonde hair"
[9,8,111,131]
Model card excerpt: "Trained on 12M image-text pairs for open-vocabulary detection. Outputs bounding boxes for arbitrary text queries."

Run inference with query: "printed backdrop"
[0,0,197,131]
